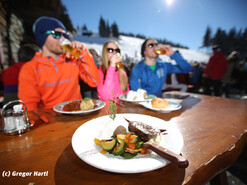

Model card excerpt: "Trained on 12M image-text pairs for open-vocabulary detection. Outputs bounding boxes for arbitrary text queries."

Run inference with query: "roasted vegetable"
[101,138,117,151]
[122,152,137,159]
[112,140,126,156]
[95,132,149,159]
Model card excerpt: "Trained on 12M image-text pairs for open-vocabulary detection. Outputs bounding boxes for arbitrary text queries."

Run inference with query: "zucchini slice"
[122,152,137,159]
[101,139,117,151]
[112,140,126,156]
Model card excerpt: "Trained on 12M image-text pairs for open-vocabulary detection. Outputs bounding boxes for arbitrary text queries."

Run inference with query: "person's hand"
[158,44,174,56]
[109,53,122,67]
[62,41,85,61]
[70,41,85,52]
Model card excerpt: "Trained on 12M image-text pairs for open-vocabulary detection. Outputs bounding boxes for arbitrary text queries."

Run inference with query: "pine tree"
[227,27,237,53]
[82,24,88,31]
[59,4,74,32]
[202,26,212,48]
[99,16,106,37]
[111,22,119,38]
[212,28,227,54]
[106,21,110,37]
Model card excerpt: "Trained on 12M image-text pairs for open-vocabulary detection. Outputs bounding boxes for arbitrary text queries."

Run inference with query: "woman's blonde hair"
[101,40,127,92]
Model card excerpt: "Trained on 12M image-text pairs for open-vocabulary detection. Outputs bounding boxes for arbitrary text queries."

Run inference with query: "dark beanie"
[32,16,66,48]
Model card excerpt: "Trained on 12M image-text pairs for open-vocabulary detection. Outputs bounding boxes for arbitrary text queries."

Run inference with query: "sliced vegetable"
[140,148,150,155]
[125,148,143,154]
[95,131,151,159]
[94,138,101,145]
[129,135,138,143]
[112,140,126,156]
[116,134,126,142]
[136,141,143,149]
[83,97,91,102]
[124,133,132,143]
[101,149,108,154]
[101,138,117,151]
[122,152,137,159]
[127,143,136,149]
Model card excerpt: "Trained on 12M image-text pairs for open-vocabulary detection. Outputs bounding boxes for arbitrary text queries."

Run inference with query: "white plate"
[71,113,184,173]
[119,94,156,103]
[139,101,181,113]
[53,99,105,114]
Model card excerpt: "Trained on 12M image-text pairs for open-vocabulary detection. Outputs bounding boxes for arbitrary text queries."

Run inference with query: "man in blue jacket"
[130,38,193,97]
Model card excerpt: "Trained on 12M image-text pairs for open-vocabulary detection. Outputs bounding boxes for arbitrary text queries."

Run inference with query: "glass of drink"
[115,53,124,69]
[116,62,124,69]
[60,39,81,58]
[154,46,166,55]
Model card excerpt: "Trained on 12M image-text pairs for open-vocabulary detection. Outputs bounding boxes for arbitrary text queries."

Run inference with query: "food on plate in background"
[80,98,94,111]
[62,98,97,111]
[62,100,81,111]
[126,89,147,100]
[151,98,169,109]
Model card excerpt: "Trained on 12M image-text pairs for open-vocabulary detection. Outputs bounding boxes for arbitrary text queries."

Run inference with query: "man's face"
[43,28,66,55]
[144,39,158,58]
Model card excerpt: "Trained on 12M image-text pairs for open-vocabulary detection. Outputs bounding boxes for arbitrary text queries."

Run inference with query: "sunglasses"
[43,30,69,39]
[107,48,121,53]
[148,43,158,48]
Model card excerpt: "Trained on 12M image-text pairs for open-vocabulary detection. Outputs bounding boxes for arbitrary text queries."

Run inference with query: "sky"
[61,0,247,51]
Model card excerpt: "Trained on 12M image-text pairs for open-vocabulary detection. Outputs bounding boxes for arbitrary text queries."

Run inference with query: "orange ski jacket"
[18,49,100,111]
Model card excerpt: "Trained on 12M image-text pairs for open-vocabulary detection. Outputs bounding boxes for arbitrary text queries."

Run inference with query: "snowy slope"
[74,34,210,65]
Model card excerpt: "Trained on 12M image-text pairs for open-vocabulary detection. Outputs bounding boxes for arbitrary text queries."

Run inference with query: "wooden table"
[0,92,246,185]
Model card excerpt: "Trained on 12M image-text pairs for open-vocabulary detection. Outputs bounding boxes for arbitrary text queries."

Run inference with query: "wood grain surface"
[0,92,246,185]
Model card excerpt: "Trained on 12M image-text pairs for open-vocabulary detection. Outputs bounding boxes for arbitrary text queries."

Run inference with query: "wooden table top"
[0,92,246,185]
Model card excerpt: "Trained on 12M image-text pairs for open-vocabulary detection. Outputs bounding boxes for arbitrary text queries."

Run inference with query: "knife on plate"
[126,118,189,168]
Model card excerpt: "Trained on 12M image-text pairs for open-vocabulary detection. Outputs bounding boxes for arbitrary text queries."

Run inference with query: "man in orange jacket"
[18,17,100,111]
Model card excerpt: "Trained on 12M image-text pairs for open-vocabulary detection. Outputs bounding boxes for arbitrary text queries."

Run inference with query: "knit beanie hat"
[32,16,66,48]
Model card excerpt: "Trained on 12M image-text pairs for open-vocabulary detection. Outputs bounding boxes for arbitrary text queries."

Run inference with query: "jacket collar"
[32,52,65,66]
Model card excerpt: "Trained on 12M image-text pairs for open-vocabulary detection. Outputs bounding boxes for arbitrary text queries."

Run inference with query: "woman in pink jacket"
[97,41,129,100]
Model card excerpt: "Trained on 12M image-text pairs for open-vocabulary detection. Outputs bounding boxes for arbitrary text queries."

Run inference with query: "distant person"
[129,38,193,97]
[190,62,203,93]
[203,45,227,96]
[18,16,100,111]
[89,48,101,68]
[162,73,188,92]
[222,51,239,97]
[97,40,129,100]
[0,44,40,105]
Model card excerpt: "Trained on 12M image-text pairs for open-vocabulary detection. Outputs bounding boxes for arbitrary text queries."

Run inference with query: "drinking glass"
[60,39,81,58]
[154,46,166,55]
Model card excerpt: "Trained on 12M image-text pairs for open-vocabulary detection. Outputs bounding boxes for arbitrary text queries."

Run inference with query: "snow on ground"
[74,34,210,66]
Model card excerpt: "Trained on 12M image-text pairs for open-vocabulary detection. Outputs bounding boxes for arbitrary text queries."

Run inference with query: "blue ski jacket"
[129,52,193,96]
